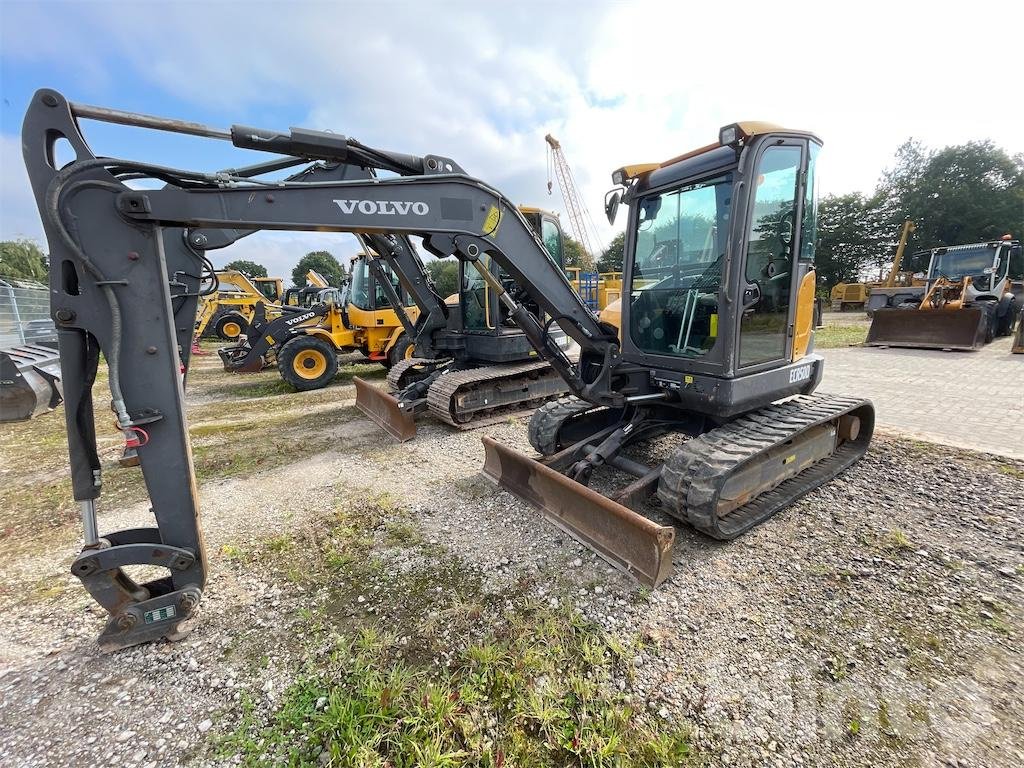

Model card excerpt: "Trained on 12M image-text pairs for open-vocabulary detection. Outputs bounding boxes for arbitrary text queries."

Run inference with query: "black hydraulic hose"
[46,157,248,425]
[46,171,133,425]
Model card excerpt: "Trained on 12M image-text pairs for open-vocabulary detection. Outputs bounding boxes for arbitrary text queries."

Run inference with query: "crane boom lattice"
[545,134,599,270]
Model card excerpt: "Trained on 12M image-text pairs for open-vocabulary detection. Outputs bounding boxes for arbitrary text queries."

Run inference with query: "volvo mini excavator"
[24,90,873,649]
[353,206,572,440]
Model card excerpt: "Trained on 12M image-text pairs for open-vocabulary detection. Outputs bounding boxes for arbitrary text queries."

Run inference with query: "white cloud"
[3,0,1022,270]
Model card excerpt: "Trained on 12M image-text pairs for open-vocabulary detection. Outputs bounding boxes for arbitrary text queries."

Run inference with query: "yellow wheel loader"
[194,269,285,342]
[24,92,874,649]
[219,254,419,389]
[866,236,1023,350]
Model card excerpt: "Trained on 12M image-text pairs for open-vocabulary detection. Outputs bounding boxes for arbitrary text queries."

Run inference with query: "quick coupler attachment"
[217,345,249,371]
[71,527,204,652]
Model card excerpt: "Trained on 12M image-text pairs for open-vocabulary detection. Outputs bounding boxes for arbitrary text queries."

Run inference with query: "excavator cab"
[451,208,568,362]
[610,124,822,413]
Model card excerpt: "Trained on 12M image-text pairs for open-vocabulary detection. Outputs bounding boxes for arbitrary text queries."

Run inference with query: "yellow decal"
[783,454,796,465]
[483,205,501,238]
[709,313,718,338]
[684,375,694,384]
[265,335,275,345]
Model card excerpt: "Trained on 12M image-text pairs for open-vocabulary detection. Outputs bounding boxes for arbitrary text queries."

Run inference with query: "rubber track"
[386,357,437,392]
[658,393,873,540]
[426,361,568,428]
[528,396,598,455]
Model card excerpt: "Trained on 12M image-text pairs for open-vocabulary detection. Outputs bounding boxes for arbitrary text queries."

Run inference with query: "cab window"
[541,217,564,267]
[628,175,730,359]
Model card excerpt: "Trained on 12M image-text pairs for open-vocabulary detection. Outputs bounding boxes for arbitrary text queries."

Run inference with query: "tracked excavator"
[354,206,573,440]
[24,90,873,649]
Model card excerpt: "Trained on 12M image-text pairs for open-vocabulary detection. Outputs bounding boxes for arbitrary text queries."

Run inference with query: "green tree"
[814,193,891,289]
[0,239,48,281]
[562,237,588,269]
[877,139,1024,250]
[223,259,268,279]
[597,232,625,272]
[425,258,459,299]
[292,250,346,287]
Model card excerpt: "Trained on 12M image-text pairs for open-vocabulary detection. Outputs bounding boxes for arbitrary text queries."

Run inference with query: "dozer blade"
[354,376,417,442]
[0,343,63,421]
[481,436,674,587]
[866,307,988,350]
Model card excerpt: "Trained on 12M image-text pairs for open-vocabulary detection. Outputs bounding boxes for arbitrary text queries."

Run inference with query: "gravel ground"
[1,362,1021,766]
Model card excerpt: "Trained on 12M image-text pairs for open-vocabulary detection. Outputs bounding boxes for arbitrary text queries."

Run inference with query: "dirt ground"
[1,345,1022,767]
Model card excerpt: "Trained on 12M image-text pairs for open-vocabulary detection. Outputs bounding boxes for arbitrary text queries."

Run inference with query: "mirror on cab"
[604,189,621,225]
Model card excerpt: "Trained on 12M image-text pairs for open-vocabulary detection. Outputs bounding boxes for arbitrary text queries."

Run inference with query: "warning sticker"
[144,605,177,624]
[482,205,501,238]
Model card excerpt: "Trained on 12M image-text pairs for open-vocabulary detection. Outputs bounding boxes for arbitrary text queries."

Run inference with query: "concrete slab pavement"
[818,336,1023,459]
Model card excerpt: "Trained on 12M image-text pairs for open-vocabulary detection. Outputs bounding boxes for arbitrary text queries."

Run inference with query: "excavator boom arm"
[22,89,620,649]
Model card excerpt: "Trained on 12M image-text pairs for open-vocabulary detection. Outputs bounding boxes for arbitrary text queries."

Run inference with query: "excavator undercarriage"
[23,90,874,649]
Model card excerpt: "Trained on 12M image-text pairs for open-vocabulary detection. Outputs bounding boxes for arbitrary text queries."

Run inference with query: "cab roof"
[614,121,821,188]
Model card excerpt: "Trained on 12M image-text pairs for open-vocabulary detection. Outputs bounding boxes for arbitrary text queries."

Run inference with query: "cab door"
[737,142,805,369]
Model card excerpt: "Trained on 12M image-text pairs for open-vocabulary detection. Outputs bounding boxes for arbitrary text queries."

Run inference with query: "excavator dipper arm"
[22,89,622,648]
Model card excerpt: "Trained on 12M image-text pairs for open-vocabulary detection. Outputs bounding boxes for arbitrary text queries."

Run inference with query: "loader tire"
[983,313,995,344]
[215,313,248,341]
[387,333,415,369]
[996,299,1019,337]
[278,336,338,391]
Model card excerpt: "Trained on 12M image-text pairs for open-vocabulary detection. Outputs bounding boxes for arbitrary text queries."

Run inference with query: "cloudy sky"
[2,0,1021,277]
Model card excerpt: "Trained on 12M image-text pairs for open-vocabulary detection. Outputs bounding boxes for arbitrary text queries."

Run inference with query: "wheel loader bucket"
[0,343,63,421]
[354,376,417,442]
[481,436,675,587]
[866,307,988,351]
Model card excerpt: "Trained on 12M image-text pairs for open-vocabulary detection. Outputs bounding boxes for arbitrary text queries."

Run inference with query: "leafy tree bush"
[0,240,48,281]
[292,251,346,287]
[223,259,268,279]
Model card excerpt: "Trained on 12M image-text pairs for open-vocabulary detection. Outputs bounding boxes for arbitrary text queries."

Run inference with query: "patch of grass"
[982,615,1012,636]
[214,493,694,767]
[877,700,892,731]
[815,324,868,349]
[218,603,691,767]
[385,520,419,545]
[880,529,913,553]
[996,463,1024,480]
[449,476,499,500]
[860,528,914,555]
[906,702,930,725]
[266,535,293,554]
[221,544,247,561]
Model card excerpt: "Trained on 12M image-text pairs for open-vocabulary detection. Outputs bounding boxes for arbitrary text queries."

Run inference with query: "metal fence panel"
[0,278,56,348]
